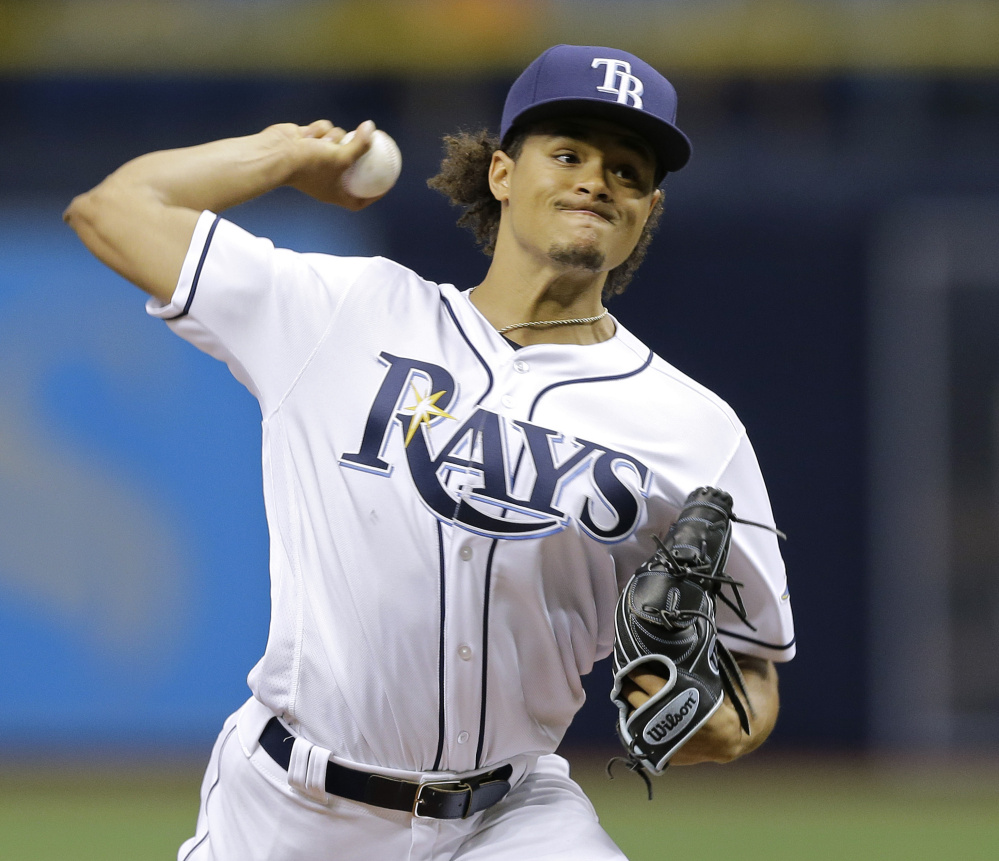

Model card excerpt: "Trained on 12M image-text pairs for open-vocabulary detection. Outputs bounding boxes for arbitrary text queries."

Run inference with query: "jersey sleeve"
[145,211,372,414]
[713,432,796,662]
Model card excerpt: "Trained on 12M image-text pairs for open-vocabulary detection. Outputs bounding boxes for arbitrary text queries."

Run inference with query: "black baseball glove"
[609,486,758,790]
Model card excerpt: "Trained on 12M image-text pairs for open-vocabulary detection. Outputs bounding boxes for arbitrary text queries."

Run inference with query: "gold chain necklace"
[497,308,609,335]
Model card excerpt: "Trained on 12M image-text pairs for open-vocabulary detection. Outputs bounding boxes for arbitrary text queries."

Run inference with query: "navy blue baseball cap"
[500,45,692,176]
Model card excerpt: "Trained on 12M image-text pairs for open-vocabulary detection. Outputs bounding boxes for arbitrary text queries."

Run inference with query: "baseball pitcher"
[65,44,795,861]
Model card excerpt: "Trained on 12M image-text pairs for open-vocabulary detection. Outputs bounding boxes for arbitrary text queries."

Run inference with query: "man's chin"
[547,242,606,272]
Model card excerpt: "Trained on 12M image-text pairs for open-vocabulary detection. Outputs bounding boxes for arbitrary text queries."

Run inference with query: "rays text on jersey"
[340,353,651,541]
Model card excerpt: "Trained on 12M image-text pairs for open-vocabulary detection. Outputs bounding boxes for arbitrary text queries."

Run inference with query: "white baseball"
[339,129,402,198]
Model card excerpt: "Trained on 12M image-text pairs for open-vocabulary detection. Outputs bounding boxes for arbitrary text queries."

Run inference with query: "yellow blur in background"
[1,0,999,75]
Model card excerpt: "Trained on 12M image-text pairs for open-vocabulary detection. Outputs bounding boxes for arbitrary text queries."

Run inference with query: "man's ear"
[649,188,663,217]
[641,188,663,227]
[488,150,514,203]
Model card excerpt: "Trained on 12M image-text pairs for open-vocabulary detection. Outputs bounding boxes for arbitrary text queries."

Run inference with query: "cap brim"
[503,98,692,174]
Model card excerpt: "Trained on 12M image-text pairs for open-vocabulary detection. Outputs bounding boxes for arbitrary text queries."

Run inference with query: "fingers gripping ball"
[339,129,402,198]
[609,487,757,792]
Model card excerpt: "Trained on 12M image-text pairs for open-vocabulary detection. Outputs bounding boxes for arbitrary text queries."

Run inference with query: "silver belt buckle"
[412,778,472,819]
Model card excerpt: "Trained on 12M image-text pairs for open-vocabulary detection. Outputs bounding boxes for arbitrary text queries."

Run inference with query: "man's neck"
[470,258,614,347]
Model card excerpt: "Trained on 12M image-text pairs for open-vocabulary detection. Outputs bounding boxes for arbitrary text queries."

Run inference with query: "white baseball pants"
[178,699,628,861]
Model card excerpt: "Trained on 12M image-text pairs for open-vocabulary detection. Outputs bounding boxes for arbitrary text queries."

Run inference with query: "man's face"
[490,117,662,276]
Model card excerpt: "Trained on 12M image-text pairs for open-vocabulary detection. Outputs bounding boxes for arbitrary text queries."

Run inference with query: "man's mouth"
[558,205,614,223]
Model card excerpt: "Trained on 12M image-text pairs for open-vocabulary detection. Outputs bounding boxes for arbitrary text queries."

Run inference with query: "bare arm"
[626,656,779,765]
[63,120,380,303]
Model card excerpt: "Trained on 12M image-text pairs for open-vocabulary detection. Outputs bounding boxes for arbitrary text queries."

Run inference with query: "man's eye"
[554,152,579,164]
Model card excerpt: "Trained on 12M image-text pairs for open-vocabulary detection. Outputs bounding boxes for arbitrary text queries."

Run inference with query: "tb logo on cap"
[592,58,644,109]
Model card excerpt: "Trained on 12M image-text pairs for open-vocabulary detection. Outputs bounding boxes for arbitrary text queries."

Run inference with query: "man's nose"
[575,158,612,199]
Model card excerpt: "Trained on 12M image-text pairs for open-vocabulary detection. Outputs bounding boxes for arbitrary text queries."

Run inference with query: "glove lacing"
[606,751,656,800]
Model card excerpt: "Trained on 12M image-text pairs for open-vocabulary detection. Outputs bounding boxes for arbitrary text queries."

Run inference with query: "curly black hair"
[427,128,664,298]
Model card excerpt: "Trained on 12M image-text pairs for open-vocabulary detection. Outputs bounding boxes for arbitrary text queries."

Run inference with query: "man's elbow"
[63,187,96,235]
[62,167,193,304]
[63,183,118,255]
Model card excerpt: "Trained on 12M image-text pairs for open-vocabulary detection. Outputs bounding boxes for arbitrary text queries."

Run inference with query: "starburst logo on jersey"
[340,353,650,542]
[402,382,456,447]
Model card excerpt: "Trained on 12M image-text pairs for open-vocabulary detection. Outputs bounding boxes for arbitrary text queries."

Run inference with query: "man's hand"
[623,657,779,765]
[277,119,388,210]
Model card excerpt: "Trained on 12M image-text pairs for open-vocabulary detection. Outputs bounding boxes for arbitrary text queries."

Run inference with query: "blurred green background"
[2,753,998,860]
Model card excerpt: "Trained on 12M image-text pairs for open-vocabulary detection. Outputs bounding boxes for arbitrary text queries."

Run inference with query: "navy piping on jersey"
[179,723,236,861]
[440,292,502,772]
[432,520,448,772]
[468,346,655,763]
[441,292,494,403]
[494,347,656,491]
[165,213,221,321]
[474,538,500,770]
[719,627,796,653]
[527,348,655,422]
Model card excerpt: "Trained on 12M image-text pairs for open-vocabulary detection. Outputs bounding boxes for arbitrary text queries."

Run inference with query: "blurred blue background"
[1,0,998,760]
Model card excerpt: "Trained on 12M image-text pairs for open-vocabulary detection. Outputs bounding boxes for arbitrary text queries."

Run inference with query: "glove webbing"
[653,504,786,632]
[642,558,756,738]
[652,530,757,632]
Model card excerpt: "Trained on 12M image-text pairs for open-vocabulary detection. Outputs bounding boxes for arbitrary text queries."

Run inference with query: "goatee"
[548,242,605,272]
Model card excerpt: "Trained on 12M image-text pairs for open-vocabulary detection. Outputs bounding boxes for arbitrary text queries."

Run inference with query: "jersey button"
[457,731,469,744]
[513,360,529,374]
[501,395,514,409]
[457,644,473,661]
[459,546,473,561]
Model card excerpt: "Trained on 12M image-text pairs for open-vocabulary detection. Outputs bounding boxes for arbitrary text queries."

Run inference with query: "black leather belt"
[259,717,513,819]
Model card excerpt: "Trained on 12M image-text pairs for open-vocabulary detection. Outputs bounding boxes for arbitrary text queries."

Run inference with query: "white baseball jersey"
[149,211,795,776]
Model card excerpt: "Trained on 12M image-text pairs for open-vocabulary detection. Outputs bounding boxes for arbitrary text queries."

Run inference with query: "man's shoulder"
[292,251,454,307]
[300,251,433,284]
[613,321,744,434]
[210,216,441,293]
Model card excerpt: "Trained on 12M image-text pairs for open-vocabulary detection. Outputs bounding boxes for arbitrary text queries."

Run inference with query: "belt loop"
[288,737,323,801]
[305,744,333,802]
